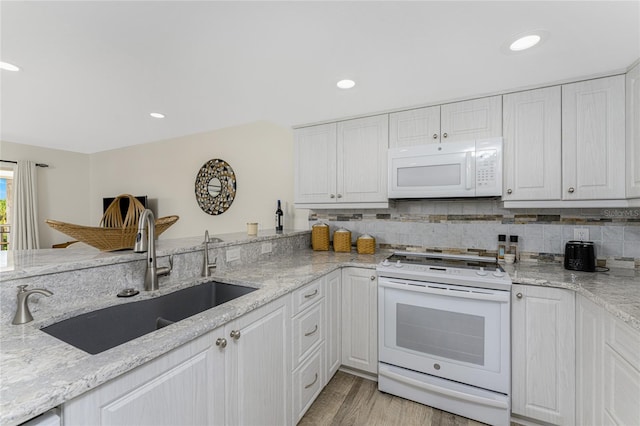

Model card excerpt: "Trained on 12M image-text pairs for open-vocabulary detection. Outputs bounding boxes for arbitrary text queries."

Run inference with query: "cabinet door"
[511,284,575,425]
[389,106,441,147]
[576,295,604,426]
[324,269,341,382]
[440,96,502,142]
[341,268,377,375]
[503,87,561,201]
[603,312,640,425]
[226,296,291,426]
[63,330,224,426]
[562,75,626,200]
[337,115,389,203]
[627,63,640,198]
[294,123,337,204]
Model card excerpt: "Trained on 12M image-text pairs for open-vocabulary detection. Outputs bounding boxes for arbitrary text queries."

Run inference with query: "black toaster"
[564,241,596,272]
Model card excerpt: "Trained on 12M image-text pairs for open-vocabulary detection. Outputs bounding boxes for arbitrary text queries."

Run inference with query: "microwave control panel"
[475,139,503,196]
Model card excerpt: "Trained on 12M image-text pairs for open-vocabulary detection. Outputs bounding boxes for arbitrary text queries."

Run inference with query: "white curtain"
[10,161,40,249]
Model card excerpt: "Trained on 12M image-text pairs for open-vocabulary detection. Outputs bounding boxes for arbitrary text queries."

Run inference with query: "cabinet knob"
[516,292,523,299]
[442,132,448,138]
[370,276,376,281]
[330,194,335,199]
[568,187,575,193]
[337,194,342,199]
[507,189,513,194]
[216,338,227,348]
[432,133,438,139]
[230,330,241,340]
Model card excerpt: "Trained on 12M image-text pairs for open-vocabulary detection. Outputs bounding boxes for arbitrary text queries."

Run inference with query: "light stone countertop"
[1,246,638,425]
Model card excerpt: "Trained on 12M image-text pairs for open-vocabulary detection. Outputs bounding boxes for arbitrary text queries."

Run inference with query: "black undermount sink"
[41,282,256,355]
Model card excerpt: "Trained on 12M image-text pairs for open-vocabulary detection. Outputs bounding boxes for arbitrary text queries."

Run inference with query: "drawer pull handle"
[304,373,318,389]
[304,325,318,337]
[304,289,318,299]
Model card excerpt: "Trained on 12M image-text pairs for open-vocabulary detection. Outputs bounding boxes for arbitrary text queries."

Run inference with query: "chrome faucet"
[134,209,172,291]
[202,230,217,277]
[12,285,53,325]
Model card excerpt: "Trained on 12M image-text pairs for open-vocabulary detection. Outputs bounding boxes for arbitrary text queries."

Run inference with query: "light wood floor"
[298,371,488,426]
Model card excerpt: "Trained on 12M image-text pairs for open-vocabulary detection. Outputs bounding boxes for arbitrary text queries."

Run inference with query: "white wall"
[90,121,309,239]
[0,140,91,248]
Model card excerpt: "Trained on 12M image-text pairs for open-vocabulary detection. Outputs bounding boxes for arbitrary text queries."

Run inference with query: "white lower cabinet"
[576,294,604,426]
[341,267,378,375]
[63,329,224,426]
[224,296,292,426]
[511,284,575,425]
[324,269,342,382]
[62,296,290,426]
[291,278,326,422]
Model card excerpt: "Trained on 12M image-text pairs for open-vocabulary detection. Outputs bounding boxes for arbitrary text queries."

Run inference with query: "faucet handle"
[17,285,29,293]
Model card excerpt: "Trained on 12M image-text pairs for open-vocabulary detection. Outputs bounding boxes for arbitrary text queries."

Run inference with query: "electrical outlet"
[574,228,589,241]
[261,242,273,254]
[226,248,241,262]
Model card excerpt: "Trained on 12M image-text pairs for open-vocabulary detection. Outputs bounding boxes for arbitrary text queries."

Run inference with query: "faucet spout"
[202,230,217,277]
[134,209,171,291]
[12,285,53,325]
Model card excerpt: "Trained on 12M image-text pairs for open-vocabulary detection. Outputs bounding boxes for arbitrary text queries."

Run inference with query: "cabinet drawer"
[293,346,324,422]
[293,301,324,366]
[292,280,323,316]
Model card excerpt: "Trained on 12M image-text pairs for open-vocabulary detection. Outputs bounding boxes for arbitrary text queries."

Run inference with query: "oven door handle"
[378,365,509,410]
[379,279,510,303]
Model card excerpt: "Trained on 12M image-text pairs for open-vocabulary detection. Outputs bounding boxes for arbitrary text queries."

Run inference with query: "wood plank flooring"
[298,371,488,426]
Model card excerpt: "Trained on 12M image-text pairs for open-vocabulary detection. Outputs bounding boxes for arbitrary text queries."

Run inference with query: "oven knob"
[476,267,488,276]
[382,259,390,266]
[493,270,505,277]
[395,260,403,268]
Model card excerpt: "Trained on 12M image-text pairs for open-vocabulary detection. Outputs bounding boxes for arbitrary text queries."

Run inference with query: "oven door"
[388,142,476,198]
[378,277,510,394]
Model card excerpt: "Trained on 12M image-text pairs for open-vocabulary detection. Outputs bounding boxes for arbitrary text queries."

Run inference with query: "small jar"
[497,234,507,261]
[509,235,519,263]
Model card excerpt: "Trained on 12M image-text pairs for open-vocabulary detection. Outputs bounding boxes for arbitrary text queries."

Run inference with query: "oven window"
[397,163,461,187]
[396,303,485,365]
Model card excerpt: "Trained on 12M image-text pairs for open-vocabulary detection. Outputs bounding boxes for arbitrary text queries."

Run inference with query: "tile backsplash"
[309,200,640,269]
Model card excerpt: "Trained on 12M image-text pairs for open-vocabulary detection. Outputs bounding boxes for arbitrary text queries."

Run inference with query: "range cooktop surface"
[377,251,512,290]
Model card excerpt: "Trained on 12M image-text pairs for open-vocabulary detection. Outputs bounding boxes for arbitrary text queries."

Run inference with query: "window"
[0,169,13,250]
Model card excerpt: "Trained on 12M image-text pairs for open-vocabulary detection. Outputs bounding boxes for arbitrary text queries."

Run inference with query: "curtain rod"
[0,159,49,168]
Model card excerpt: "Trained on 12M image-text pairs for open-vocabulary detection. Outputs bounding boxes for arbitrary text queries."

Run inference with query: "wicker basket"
[333,228,352,253]
[46,194,179,251]
[311,223,330,251]
[357,234,376,254]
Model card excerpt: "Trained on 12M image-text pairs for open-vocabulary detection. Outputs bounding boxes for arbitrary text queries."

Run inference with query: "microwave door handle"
[465,151,473,190]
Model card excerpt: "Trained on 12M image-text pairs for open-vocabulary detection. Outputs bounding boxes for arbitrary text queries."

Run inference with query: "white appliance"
[388,138,503,199]
[377,252,511,426]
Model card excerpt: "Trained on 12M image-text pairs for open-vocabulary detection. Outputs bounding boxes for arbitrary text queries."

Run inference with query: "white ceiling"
[1,1,639,154]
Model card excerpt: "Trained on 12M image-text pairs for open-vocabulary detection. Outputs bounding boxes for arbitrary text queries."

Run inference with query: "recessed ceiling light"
[510,35,541,51]
[0,61,20,72]
[502,30,549,54]
[337,79,356,89]
[149,112,165,119]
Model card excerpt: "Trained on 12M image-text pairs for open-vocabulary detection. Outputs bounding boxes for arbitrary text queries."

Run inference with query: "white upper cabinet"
[503,86,562,201]
[562,75,626,200]
[389,97,502,148]
[626,62,640,198]
[389,106,441,147]
[294,115,389,209]
[440,96,502,142]
[294,123,337,205]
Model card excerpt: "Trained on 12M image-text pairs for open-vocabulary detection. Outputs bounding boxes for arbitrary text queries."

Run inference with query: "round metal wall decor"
[195,159,237,215]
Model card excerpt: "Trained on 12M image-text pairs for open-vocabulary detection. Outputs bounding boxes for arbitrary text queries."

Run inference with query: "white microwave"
[388,138,503,199]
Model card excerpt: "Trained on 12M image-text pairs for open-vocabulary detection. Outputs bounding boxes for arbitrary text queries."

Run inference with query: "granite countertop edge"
[1,251,638,426]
